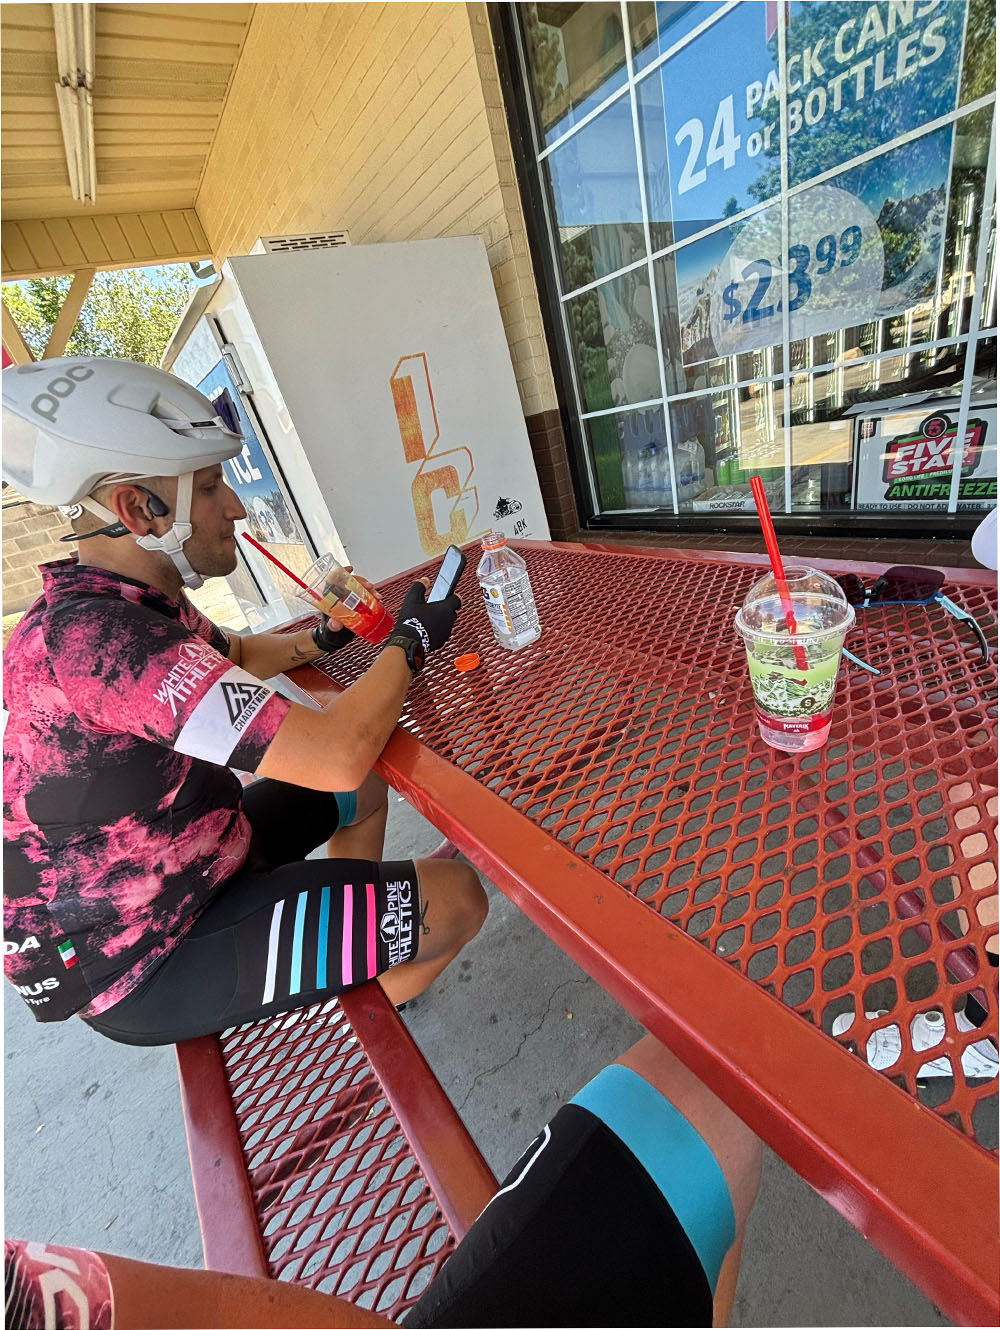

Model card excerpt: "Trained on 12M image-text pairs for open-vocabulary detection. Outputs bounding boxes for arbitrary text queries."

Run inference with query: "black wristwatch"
[384,630,425,675]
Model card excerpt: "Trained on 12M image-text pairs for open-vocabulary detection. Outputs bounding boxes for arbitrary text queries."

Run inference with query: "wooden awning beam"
[43,267,96,358]
[1,209,210,282]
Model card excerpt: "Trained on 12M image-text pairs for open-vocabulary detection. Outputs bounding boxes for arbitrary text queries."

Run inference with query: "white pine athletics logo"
[379,911,399,943]
[221,680,269,730]
[381,879,414,965]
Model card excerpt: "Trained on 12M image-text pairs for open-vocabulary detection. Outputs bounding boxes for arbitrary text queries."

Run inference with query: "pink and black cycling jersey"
[2,559,291,1022]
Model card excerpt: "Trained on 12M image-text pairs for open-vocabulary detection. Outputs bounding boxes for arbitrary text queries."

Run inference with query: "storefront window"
[523,2,628,145]
[627,2,728,74]
[514,0,997,528]
[543,94,646,290]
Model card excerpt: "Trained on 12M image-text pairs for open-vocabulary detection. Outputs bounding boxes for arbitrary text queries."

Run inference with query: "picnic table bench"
[175,980,497,1321]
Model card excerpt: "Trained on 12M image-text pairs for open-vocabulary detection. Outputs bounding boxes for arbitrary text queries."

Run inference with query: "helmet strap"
[59,477,205,590]
[134,472,204,589]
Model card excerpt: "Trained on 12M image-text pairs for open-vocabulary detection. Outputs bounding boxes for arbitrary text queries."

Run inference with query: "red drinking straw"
[240,531,326,606]
[749,474,809,672]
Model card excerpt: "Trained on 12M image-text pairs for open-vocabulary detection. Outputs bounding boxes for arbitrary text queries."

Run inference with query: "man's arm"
[255,643,412,791]
[227,623,334,677]
[253,580,461,792]
[226,568,376,678]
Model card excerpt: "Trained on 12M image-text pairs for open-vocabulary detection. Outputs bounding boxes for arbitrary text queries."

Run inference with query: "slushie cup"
[298,554,393,645]
[735,567,854,753]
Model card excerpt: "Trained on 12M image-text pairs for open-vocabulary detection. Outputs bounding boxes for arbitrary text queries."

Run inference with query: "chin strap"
[134,472,203,589]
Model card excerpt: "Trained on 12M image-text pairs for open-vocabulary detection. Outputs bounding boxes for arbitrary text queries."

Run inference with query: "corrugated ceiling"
[1,2,254,221]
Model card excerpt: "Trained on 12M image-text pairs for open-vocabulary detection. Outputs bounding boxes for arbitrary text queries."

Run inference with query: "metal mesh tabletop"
[291,538,998,1320]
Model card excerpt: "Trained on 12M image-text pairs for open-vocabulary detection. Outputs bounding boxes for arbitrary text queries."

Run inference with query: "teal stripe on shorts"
[570,1063,736,1292]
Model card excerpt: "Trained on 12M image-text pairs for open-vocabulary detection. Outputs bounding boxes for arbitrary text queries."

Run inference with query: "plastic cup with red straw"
[240,531,327,606]
[749,474,809,672]
[240,532,395,643]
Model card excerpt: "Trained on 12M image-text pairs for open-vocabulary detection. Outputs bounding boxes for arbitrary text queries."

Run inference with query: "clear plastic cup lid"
[742,566,846,608]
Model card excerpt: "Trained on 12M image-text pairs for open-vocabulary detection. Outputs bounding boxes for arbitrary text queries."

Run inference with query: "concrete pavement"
[4,793,950,1326]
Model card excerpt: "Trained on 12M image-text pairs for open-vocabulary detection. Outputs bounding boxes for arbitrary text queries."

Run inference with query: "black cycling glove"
[311,619,354,654]
[394,580,461,653]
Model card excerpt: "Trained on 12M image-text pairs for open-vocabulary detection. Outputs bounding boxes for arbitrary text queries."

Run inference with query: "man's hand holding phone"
[394,579,462,653]
[379,547,466,675]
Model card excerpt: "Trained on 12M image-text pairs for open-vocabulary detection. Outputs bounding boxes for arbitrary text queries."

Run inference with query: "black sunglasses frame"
[834,568,990,664]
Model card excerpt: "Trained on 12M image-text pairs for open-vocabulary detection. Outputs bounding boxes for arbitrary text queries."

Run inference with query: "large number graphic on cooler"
[390,354,481,557]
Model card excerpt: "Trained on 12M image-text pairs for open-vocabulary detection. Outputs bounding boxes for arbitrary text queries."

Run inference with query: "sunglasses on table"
[834,566,990,664]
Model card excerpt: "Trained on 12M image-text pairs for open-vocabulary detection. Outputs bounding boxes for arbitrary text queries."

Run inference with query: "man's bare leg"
[321,774,486,1004]
[616,1035,762,1327]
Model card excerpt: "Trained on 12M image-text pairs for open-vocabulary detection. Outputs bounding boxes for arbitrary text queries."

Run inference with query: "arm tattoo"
[419,901,430,935]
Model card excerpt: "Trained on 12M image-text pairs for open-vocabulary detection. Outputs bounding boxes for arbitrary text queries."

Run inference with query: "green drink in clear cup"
[735,567,855,754]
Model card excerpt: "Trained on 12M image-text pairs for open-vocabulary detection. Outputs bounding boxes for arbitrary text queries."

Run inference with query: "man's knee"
[723,1123,762,1233]
[456,861,489,938]
[415,858,488,946]
[444,860,488,941]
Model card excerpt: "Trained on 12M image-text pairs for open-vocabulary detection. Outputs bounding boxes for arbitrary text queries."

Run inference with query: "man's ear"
[107,485,170,537]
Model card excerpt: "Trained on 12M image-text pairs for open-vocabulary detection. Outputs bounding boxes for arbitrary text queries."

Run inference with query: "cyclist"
[2,357,487,1044]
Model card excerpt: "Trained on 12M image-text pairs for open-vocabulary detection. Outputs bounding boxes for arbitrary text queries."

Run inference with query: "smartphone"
[428,544,467,601]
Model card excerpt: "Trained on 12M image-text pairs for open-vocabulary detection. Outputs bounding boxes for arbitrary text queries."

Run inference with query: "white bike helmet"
[2,356,243,588]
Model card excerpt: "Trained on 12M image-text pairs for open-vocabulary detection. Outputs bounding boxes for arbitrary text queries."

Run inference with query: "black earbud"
[135,485,169,520]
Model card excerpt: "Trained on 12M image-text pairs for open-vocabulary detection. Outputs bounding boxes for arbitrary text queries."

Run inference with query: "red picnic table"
[281,537,998,1324]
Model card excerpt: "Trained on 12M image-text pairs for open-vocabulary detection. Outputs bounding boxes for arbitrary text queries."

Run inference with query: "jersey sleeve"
[5,1239,114,1330]
[180,594,232,657]
[47,598,290,772]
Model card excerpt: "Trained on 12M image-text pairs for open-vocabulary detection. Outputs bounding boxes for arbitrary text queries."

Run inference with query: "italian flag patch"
[58,940,78,968]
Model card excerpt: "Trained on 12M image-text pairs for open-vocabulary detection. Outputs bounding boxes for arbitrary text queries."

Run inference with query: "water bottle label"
[481,573,539,638]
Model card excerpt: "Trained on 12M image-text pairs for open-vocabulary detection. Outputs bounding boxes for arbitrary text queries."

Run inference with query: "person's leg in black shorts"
[240,771,486,1007]
[85,775,486,1046]
[405,1034,762,1328]
[239,768,388,864]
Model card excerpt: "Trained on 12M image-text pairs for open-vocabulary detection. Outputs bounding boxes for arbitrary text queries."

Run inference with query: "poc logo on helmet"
[31,364,94,423]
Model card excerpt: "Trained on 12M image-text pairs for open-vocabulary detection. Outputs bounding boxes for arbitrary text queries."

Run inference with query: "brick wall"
[196,2,558,422]
[2,495,71,614]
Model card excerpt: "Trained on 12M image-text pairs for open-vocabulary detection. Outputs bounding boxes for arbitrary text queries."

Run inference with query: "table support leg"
[426,838,460,859]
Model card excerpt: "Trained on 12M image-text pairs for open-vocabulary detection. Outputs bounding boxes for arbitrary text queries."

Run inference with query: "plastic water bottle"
[647,442,663,506]
[674,437,706,502]
[476,532,542,650]
[633,446,649,505]
[623,449,639,506]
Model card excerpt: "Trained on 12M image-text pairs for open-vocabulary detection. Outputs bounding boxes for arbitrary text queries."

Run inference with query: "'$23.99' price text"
[721,225,863,324]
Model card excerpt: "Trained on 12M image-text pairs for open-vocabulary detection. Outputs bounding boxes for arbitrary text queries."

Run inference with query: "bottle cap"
[454,653,481,671]
[481,531,507,549]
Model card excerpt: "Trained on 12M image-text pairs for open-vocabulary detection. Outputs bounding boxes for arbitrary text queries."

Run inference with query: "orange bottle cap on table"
[454,653,481,671]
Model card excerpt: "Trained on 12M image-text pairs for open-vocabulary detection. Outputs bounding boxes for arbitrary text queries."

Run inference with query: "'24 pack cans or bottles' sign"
[670,1,964,366]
